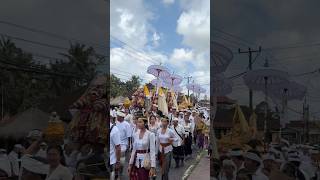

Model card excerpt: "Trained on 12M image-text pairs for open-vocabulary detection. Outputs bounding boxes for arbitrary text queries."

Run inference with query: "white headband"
[244,152,262,163]
[263,154,275,161]
[116,111,126,117]
[229,150,243,157]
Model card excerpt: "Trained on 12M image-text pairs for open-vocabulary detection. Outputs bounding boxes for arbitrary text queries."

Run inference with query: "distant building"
[281,120,320,144]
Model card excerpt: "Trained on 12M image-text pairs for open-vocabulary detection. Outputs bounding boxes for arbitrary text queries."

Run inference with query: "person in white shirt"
[157,117,178,180]
[8,144,25,177]
[183,118,193,157]
[46,145,73,180]
[110,122,121,180]
[168,107,177,126]
[130,115,139,149]
[189,110,196,144]
[148,114,160,156]
[63,142,79,175]
[0,149,11,178]
[243,150,269,180]
[35,142,48,159]
[178,112,184,125]
[116,110,132,177]
[171,118,185,168]
[124,108,133,124]
[219,159,236,180]
[229,148,245,173]
[128,118,156,179]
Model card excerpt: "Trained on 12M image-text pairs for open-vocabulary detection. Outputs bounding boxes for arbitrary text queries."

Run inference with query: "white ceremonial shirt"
[189,116,195,134]
[129,130,156,168]
[252,168,269,180]
[171,124,185,147]
[124,114,133,124]
[110,123,121,165]
[0,153,12,177]
[157,128,178,154]
[183,123,193,137]
[45,164,73,180]
[116,120,132,152]
[8,151,19,176]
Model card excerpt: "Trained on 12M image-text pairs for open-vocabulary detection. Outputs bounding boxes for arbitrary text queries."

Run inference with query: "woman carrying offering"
[128,118,156,180]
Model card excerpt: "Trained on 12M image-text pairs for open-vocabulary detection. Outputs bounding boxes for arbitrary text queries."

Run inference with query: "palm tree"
[60,43,97,83]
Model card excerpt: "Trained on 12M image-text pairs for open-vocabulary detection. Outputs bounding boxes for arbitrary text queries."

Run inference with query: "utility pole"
[238,47,261,111]
[303,98,310,143]
[185,76,192,97]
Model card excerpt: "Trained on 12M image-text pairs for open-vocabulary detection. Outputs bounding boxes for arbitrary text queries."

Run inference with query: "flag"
[144,85,150,98]
[158,87,168,116]
[172,91,179,111]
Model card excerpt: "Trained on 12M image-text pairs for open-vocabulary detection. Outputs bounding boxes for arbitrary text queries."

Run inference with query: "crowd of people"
[0,129,107,180]
[211,140,320,180]
[109,103,210,180]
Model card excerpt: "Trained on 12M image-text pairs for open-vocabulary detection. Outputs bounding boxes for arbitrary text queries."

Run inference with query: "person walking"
[157,117,178,180]
[128,118,156,180]
[115,110,132,178]
[183,118,193,158]
[171,118,185,168]
[109,121,121,180]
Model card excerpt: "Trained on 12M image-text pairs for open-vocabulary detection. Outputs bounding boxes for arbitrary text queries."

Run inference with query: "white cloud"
[152,31,161,47]
[163,0,175,5]
[176,0,210,52]
[111,0,153,49]
[169,48,194,68]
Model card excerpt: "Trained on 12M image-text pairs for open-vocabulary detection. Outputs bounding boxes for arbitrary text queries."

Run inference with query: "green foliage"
[110,74,141,98]
[0,37,103,116]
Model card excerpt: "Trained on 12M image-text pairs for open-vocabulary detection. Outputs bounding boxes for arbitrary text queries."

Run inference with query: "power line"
[0,33,107,58]
[110,36,159,64]
[0,20,108,49]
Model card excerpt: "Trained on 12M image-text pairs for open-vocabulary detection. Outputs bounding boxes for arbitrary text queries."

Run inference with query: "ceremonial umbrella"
[147,65,170,95]
[193,86,206,100]
[212,41,234,74]
[212,74,232,96]
[243,60,289,141]
[269,81,306,132]
[162,73,183,90]
[186,83,201,104]
[170,85,183,95]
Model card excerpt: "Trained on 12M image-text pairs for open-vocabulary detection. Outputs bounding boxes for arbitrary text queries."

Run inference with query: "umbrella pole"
[156,70,160,95]
[264,77,268,146]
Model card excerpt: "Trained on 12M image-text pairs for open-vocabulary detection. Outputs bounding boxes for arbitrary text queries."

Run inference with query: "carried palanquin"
[69,76,107,145]
[218,104,258,151]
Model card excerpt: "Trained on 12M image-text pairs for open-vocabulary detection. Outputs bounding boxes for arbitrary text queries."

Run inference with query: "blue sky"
[110,0,210,97]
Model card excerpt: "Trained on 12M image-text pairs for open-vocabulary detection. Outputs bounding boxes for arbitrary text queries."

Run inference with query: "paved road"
[119,145,203,180]
[188,153,210,180]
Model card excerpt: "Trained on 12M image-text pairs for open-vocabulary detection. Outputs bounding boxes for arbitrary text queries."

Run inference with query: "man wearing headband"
[229,148,244,173]
[0,149,11,178]
[110,121,121,180]
[116,110,132,178]
[171,117,185,168]
[8,144,25,177]
[243,150,268,180]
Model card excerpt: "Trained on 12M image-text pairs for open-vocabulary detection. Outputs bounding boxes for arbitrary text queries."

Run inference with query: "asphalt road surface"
[119,145,203,180]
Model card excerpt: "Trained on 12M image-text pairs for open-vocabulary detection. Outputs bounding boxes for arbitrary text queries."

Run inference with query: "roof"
[0,108,51,138]
[216,96,237,104]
